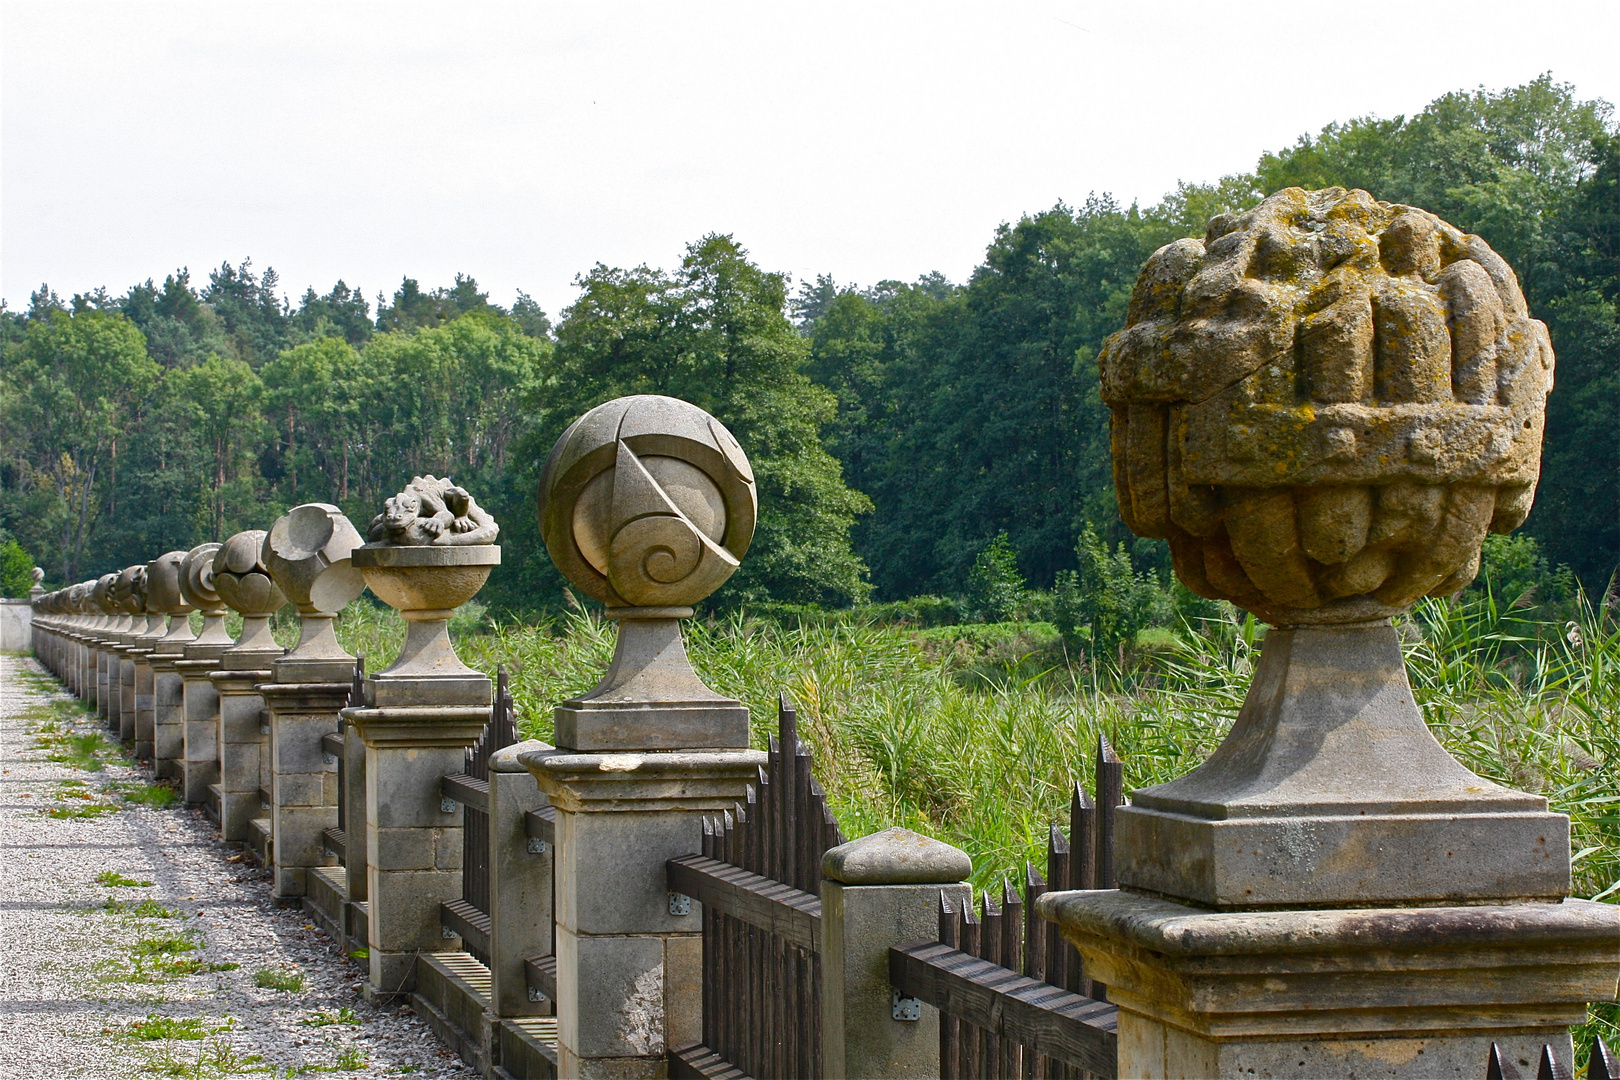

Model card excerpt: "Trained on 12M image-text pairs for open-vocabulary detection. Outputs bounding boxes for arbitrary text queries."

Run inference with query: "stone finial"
[263,504,366,616]
[92,573,118,615]
[147,551,195,617]
[366,474,499,547]
[180,542,232,647]
[110,565,146,620]
[1098,187,1553,626]
[540,394,757,610]
[821,827,972,885]
[262,505,366,672]
[212,530,285,617]
[351,482,501,705]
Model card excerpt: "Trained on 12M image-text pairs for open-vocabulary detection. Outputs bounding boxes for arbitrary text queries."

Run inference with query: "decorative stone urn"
[537,393,757,750]
[351,475,501,706]
[1036,187,1618,1078]
[179,542,232,650]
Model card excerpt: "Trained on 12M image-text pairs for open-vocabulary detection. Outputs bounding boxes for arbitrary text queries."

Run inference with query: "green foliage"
[0,538,35,596]
[253,967,305,992]
[1053,524,1171,653]
[964,534,1027,622]
[95,870,153,887]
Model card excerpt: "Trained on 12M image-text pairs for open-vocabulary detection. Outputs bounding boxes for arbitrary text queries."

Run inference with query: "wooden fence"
[439,666,517,967]
[890,739,1124,1079]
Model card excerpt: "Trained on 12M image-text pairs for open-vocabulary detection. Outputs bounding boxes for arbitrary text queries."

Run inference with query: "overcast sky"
[4,0,1618,322]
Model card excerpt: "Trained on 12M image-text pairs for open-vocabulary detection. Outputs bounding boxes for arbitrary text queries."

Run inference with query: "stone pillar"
[130,588,167,760]
[343,485,503,1002]
[110,564,150,745]
[1040,189,1620,1078]
[525,394,765,1078]
[208,531,286,842]
[820,828,972,1080]
[146,550,198,782]
[176,544,232,806]
[260,503,367,904]
[487,741,556,1020]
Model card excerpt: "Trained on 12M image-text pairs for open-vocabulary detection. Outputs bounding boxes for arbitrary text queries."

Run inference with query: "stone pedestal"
[488,741,556,1020]
[1037,623,1619,1079]
[521,747,765,1079]
[261,676,350,902]
[177,647,228,806]
[211,659,278,842]
[1040,890,1618,1080]
[118,642,138,742]
[345,700,490,1002]
[151,651,189,781]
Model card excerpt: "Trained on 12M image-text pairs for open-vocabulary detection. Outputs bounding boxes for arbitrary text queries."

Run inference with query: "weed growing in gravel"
[119,781,181,809]
[96,870,153,887]
[120,1014,233,1041]
[143,1038,263,1078]
[300,1007,359,1027]
[132,933,200,958]
[253,967,305,992]
[46,800,118,819]
[346,948,368,961]
[132,899,182,919]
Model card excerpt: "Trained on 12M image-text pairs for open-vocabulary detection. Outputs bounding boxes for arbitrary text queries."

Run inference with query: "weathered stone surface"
[1119,621,1569,907]
[540,395,756,610]
[1099,187,1554,626]
[822,826,972,885]
[351,541,497,706]
[1039,889,1618,1079]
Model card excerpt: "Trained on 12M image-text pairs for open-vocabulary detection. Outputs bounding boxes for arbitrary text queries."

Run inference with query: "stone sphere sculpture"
[110,565,146,618]
[146,551,195,618]
[539,394,757,610]
[263,504,367,616]
[1098,186,1553,625]
[179,543,224,613]
[212,530,285,617]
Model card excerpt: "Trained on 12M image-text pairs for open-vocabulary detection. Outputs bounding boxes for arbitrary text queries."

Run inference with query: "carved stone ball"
[93,573,118,614]
[179,543,224,612]
[262,503,367,615]
[1098,187,1554,625]
[111,565,148,616]
[146,551,195,616]
[540,395,757,608]
[212,530,286,617]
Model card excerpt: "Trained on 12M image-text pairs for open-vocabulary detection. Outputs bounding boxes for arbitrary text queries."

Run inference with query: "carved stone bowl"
[351,543,502,621]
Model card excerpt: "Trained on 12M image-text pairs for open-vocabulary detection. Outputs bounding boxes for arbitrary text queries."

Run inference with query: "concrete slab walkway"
[0,652,480,1080]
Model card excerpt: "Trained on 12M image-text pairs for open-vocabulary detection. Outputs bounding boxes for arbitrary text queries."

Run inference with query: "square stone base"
[1037,890,1620,1080]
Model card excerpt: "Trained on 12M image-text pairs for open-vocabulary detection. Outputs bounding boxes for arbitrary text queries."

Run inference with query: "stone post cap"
[179,543,224,611]
[1100,187,1553,626]
[822,827,972,885]
[263,503,366,614]
[491,738,555,773]
[147,550,196,615]
[213,530,285,617]
[540,394,757,608]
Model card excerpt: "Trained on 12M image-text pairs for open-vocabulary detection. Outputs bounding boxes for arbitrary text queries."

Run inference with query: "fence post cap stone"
[491,738,554,772]
[822,827,971,885]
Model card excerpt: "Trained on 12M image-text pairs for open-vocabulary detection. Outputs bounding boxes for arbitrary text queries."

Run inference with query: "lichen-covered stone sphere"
[540,395,757,608]
[1099,187,1553,625]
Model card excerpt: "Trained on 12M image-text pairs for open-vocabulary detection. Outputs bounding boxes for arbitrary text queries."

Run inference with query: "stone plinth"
[150,650,190,781]
[553,612,749,752]
[1039,889,1619,1080]
[261,679,350,902]
[344,702,490,1002]
[521,747,765,1078]
[1118,621,1569,909]
[211,654,279,842]
[487,741,556,1021]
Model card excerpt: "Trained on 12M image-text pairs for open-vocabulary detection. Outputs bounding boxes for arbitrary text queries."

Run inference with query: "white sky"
[4,0,1618,322]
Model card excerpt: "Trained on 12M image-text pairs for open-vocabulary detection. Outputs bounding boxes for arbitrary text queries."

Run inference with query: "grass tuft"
[97,870,153,887]
[253,967,305,992]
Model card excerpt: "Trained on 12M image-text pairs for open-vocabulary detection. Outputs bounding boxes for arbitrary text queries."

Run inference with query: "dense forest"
[2,76,1615,619]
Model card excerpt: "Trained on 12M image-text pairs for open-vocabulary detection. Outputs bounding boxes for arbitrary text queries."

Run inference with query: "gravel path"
[0,653,480,1080]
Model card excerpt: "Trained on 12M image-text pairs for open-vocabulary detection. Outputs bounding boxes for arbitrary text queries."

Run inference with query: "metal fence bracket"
[668,891,692,916]
[892,989,922,1022]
